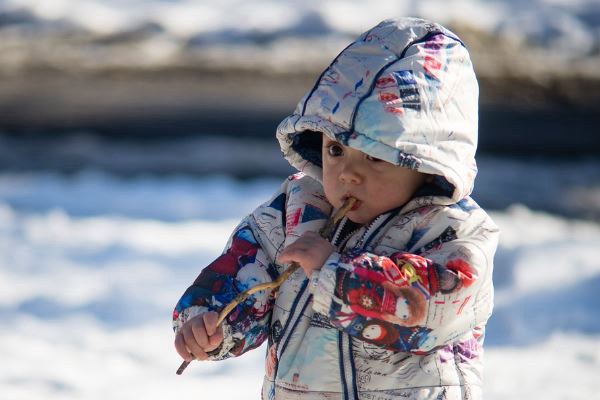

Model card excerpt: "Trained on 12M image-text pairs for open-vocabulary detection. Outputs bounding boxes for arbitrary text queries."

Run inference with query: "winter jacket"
[173,17,499,400]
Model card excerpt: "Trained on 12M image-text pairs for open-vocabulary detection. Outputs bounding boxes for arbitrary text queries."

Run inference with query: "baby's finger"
[300,231,320,240]
[202,311,220,336]
[174,332,194,362]
[276,250,290,264]
[277,246,305,263]
[191,321,210,349]
[182,325,208,361]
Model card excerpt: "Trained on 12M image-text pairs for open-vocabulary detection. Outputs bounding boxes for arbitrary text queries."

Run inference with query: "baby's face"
[322,135,426,224]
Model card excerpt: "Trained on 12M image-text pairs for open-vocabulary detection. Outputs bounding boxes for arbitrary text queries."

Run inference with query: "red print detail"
[424,35,444,52]
[384,107,404,114]
[322,70,340,86]
[379,92,400,102]
[457,295,471,315]
[380,257,403,283]
[360,320,400,346]
[375,75,396,89]
[286,208,302,234]
[364,33,382,43]
[206,237,257,276]
[424,55,442,79]
[265,345,277,379]
[347,287,382,311]
[446,259,475,288]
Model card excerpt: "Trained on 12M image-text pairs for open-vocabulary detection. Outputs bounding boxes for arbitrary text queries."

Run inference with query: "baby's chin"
[346,210,374,225]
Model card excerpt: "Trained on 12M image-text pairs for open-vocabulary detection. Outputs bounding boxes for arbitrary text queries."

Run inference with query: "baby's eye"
[327,144,344,157]
[366,154,383,162]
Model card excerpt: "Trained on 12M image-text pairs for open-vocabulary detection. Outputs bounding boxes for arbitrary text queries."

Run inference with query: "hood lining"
[291,130,323,168]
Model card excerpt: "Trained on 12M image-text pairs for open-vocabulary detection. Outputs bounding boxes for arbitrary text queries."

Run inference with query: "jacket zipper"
[330,216,360,400]
[337,217,381,400]
[338,211,398,400]
[353,213,387,251]
[275,212,395,398]
[331,216,352,247]
[273,215,352,391]
[274,279,310,364]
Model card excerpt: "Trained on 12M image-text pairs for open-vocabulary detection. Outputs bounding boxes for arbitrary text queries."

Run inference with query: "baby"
[173,17,499,400]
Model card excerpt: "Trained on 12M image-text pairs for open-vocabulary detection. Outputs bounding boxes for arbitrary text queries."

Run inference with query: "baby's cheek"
[322,187,339,208]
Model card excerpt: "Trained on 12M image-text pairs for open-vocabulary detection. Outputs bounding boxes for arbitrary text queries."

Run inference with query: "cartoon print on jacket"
[173,18,499,400]
[323,249,476,353]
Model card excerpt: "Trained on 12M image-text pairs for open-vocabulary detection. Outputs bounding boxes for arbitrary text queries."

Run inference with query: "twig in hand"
[176,197,356,375]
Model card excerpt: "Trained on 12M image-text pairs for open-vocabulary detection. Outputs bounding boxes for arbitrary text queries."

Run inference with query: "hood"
[277,17,479,205]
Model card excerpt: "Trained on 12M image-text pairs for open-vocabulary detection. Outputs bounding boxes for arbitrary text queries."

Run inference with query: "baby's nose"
[339,164,363,184]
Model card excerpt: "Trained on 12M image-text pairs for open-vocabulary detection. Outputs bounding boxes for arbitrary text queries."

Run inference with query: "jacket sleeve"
[172,173,332,360]
[172,184,288,360]
[311,209,499,353]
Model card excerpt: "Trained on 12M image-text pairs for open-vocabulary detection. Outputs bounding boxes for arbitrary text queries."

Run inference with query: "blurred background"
[0,0,599,399]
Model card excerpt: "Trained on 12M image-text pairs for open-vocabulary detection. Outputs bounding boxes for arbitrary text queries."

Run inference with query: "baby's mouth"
[342,196,361,211]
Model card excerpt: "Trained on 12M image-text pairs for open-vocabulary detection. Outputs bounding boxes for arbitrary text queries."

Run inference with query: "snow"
[1,0,600,68]
[1,0,599,396]
[485,333,600,400]
[5,0,599,40]
[1,170,599,399]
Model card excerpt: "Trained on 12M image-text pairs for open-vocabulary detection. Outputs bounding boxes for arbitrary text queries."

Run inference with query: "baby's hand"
[277,231,334,277]
[174,311,224,362]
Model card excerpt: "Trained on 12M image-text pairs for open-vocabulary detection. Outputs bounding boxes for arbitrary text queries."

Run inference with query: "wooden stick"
[176,197,356,375]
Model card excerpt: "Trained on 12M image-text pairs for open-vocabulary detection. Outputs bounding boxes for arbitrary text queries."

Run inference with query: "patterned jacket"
[173,18,499,400]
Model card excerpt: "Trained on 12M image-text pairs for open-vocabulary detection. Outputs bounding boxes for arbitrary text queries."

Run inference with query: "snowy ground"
[1,170,599,399]
[2,0,599,397]
[1,0,600,77]
[3,0,599,55]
